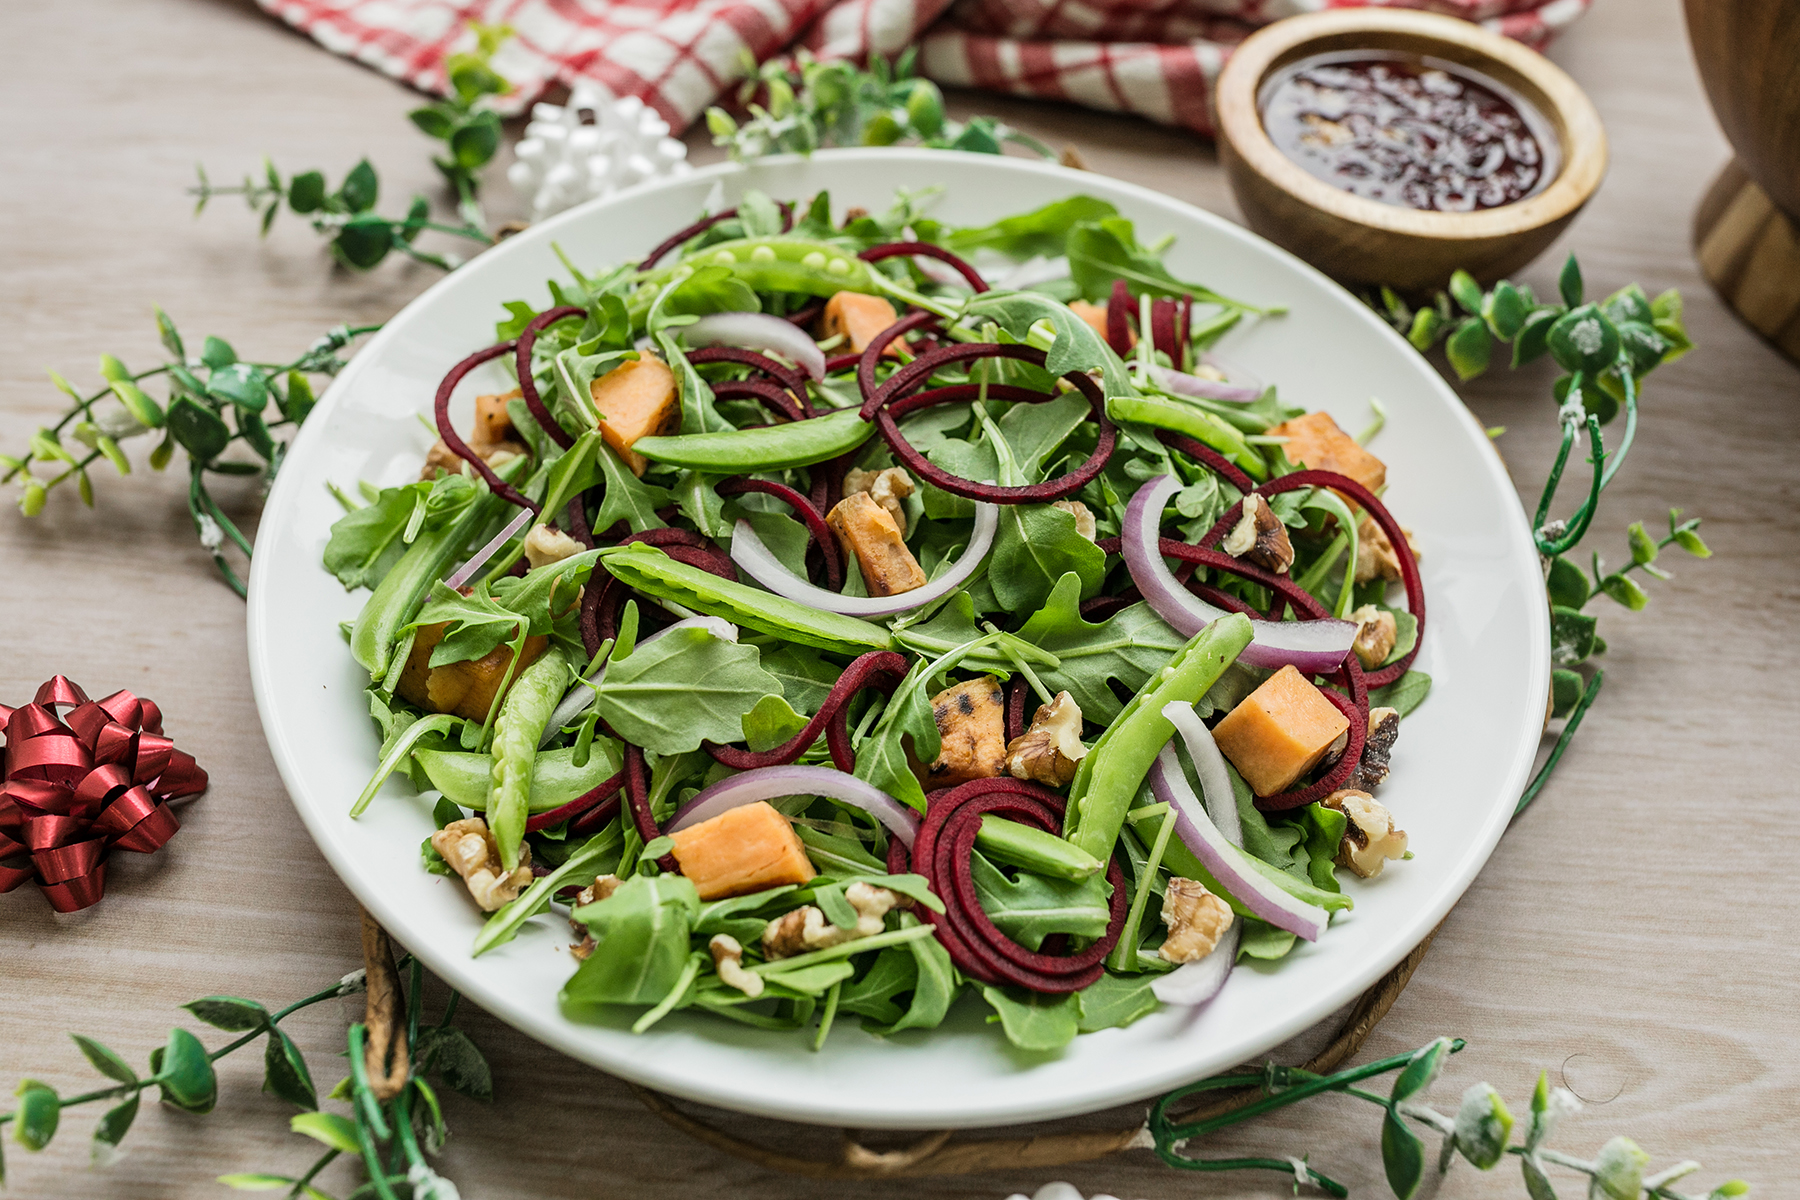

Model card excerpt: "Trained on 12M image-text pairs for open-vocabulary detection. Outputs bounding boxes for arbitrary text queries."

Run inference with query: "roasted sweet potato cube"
[668,800,816,900]
[473,388,521,445]
[1211,665,1350,797]
[1267,411,1386,495]
[827,492,926,597]
[421,388,528,480]
[396,621,549,722]
[819,291,900,356]
[1068,300,1132,348]
[921,675,1008,789]
[589,356,680,476]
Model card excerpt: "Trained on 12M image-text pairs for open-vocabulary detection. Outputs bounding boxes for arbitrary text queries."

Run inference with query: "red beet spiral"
[526,770,624,834]
[715,477,842,591]
[514,306,586,450]
[858,242,989,292]
[856,310,939,401]
[433,340,536,512]
[703,650,908,773]
[686,345,813,417]
[1156,431,1257,494]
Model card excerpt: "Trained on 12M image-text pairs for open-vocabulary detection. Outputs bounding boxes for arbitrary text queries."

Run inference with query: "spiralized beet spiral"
[703,651,908,773]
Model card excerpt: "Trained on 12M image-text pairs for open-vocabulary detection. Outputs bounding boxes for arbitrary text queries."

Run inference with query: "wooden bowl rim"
[1216,8,1608,243]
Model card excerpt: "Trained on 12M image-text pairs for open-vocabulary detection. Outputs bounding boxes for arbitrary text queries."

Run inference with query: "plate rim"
[248,146,1549,1129]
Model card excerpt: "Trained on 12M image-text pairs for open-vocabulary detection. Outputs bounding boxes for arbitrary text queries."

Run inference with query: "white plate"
[248,148,1547,1130]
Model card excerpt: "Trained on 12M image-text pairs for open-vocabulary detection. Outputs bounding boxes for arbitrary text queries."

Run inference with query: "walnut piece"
[1348,707,1400,792]
[1354,514,1421,583]
[761,883,903,960]
[1159,878,1234,963]
[1053,499,1098,541]
[1323,789,1408,878]
[842,466,917,534]
[524,524,585,569]
[1004,691,1089,788]
[1349,604,1399,670]
[430,818,532,911]
[1221,494,1294,574]
[708,934,765,998]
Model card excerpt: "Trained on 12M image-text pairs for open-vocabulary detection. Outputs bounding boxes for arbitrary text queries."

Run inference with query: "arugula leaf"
[757,643,841,713]
[863,914,956,1035]
[970,853,1111,950]
[836,947,915,1026]
[963,289,1136,399]
[1237,918,1297,961]
[591,441,671,534]
[1075,971,1160,1032]
[990,501,1108,613]
[594,624,780,754]
[411,582,527,667]
[1295,802,1347,892]
[655,329,732,435]
[741,693,809,751]
[562,875,699,1007]
[323,475,476,590]
[998,390,1093,480]
[1370,670,1432,717]
[1014,573,1186,724]
[943,194,1120,259]
[980,985,1079,1052]
[1067,217,1267,317]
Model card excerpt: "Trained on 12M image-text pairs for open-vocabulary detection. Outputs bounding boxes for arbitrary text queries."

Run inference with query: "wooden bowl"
[1215,9,1607,292]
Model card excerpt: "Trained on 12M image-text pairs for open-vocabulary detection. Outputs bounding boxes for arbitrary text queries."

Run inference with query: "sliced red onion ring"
[1203,351,1263,394]
[539,615,737,748]
[728,500,999,617]
[1123,475,1357,674]
[681,312,825,381]
[1148,741,1327,941]
[1152,922,1239,1006]
[1148,365,1262,404]
[669,765,919,849]
[444,505,535,592]
[1163,700,1241,846]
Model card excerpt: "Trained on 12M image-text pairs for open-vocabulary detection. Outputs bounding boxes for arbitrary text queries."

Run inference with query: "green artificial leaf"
[287,170,326,214]
[1446,317,1493,380]
[1549,605,1597,666]
[153,1027,217,1113]
[237,409,276,460]
[201,336,237,369]
[281,370,316,424]
[1558,255,1584,308]
[1451,1082,1514,1169]
[971,853,1111,950]
[1075,971,1160,1032]
[1675,526,1711,558]
[1448,269,1484,316]
[262,1028,317,1110]
[944,194,1119,260]
[334,213,393,269]
[413,1026,493,1101]
[450,112,501,169]
[11,1081,59,1151]
[1390,1037,1452,1103]
[595,624,780,754]
[1382,1107,1427,1199]
[1627,520,1658,566]
[1369,670,1432,717]
[980,985,1079,1052]
[1547,304,1621,375]
[1591,1137,1649,1200]
[990,502,1108,613]
[1014,573,1186,724]
[1545,555,1590,608]
[92,1094,138,1151]
[217,1174,300,1192]
[741,693,810,752]
[950,118,1002,154]
[592,441,673,534]
[1616,320,1669,375]
[1513,307,1560,367]
[1708,1183,1751,1199]
[1600,573,1648,611]
[152,306,185,360]
[109,379,165,429]
[1550,668,1584,719]
[289,1111,359,1154]
[70,1035,137,1084]
[1485,280,1528,339]
[1408,306,1444,350]
[1520,1155,1561,1200]
[337,159,379,213]
[563,874,701,1007]
[165,396,231,462]
[399,194,430,243]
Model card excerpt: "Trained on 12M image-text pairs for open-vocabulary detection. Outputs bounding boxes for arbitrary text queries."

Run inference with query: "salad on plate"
[325,187,1429,1053]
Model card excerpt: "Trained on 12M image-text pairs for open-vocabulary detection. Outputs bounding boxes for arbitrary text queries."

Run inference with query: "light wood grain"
[1214,9,1607,291]
[3,0,1798,1197]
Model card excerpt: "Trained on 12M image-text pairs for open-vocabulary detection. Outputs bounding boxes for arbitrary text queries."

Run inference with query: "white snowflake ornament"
[508,85,691,223]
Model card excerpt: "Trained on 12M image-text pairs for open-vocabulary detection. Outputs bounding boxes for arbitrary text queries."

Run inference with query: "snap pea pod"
[597,543,893,656]
[976,814,1103,881]
[415,741,623,811]
[350,456,529,680]
[487,645,570,870]
[1107,395,1268,481]
[632,407,874,472]
[638,237,883,300]
[1063,613,1252,862]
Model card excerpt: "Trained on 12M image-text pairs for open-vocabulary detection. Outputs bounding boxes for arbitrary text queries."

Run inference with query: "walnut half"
[1222,494,1294,574]
[842,466,916,534]
[430,818,532,911]
[1159,878,1234,963]
[1323,789,1408,878]
[761,883,904,960]
[1004,691,1089,788]
[1349,604,1398,670]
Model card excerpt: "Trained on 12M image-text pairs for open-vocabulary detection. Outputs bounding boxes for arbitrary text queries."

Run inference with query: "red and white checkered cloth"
[255,0,1591,138]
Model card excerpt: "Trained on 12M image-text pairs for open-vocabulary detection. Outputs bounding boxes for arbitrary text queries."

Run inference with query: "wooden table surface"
[3,0,1796,1196]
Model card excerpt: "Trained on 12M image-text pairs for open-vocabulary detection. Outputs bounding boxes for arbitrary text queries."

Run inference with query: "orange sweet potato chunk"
[668,800,817,900]
[473,388,521,445]
[397,622,549,722]
[589,357,680,476]
[1211,665,1350,797]
[1068,300,1132,348]
[1267,411,1386,494]
[819,291,900,356]
[827,492,926,597]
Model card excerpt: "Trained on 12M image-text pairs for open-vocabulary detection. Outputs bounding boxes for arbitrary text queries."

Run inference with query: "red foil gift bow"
[0,676,208,913]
